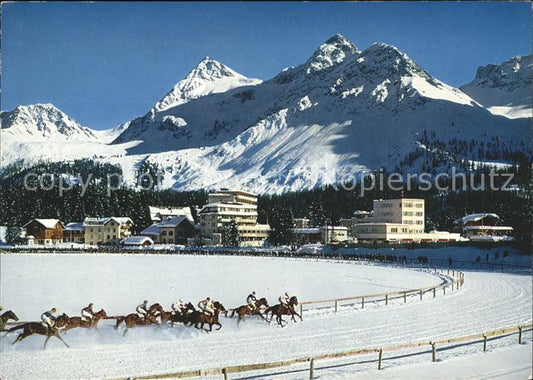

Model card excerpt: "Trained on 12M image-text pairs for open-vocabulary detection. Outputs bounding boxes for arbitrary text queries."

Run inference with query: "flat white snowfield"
[0,253,531,380]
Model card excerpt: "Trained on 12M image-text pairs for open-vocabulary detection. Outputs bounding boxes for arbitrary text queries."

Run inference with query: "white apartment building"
[354,199,461,243]
[198,190,270,247]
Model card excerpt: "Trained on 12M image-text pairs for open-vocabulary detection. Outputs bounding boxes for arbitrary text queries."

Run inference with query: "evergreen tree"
[268,206,294,246]
[5,226,23,245]
[222,219,239,247]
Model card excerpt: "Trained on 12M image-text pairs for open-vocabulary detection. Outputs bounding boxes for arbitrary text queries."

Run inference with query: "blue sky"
[2,2,531,130]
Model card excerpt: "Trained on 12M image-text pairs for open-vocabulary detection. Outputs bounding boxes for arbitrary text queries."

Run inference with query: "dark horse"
[167,303,197,327]
[186,301,227,332]
[8,313,70,349]
[63,309,108,332]
[264,296,302,327]
[228,298,269,324]
[115,310,160,336]
[0,310,19,331]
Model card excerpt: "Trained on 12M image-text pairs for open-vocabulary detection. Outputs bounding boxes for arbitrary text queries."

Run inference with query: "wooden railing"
[298,268,464,317]
[122,323,532,380]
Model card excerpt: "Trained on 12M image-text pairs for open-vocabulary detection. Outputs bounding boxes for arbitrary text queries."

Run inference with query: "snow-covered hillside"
[461,55,533,119]
[1,35,531,193]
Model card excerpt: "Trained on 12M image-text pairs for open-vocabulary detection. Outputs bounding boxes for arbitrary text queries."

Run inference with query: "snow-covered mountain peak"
[1,103,99,141]
[460,54,532,119]
[360,43,430,79]
[153,57,262,112]
[305,34,360,74]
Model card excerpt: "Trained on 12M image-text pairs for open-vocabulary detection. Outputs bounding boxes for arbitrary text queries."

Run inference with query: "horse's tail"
[6,324,25,333]
[228,309,236,318]
[115,317,124,329]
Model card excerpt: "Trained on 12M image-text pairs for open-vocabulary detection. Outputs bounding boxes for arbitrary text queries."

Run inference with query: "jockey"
[136,300,149,320]
[171,299,185,314]
[41,307,58,331]
[246,291,257,311]
[0,305,3,312]
[279,292,290,307]
[81,303,95,321]
[198,297,214,316]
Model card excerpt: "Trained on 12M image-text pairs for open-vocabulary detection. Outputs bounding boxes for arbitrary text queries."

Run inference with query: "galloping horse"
[264,296,302,327]
[115,311,159,336]
[228,298,269,324]
[188,301,227,332]
[168,303,197,327]
[63,309,108,332]
[8,313,70,349]
[0,310,19,331]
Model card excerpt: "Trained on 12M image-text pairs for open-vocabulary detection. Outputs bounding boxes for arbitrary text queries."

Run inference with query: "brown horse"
[0,310,19,331]
[115,311,160,336]
[63,309,108,332]
[228,298,269,324]
[186,301,227,332]
[264,296,302,327]
[8,313,70,349]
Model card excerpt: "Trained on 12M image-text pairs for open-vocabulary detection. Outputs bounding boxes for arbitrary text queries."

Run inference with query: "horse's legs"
[43,335,51,349]
[12,332,26,344]
[54,332,70,348]
[216,322,222,330]
[122,328,128,337]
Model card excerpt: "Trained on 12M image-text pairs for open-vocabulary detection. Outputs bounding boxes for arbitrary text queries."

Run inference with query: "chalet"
[454,213,514,242]
[83,217,133,246]
[63,222,85,244]
[23,219,64,246]
[141,216,196,245]
[120,236,154,247]
[149,206,195,223]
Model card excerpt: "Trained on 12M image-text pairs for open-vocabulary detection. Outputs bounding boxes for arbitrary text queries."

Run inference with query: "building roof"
[120,236,154,245]
[64,222,84,232]
[23,219,63,229]
[149,206,194,222]
[293,228,321,234]
[83,217,133,226]
[140,216,192,236]
[454,213,500,225]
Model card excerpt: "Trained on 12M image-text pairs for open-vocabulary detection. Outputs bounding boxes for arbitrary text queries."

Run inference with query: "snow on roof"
[141,225,161,236]
[293,228,321,234]
[149,206,194,222]
[454,213,500,225]
[83,217,133,226]
[158,216,190,227]
[64,222,84,231]
[120,236,154,245]
[23,219,63,229]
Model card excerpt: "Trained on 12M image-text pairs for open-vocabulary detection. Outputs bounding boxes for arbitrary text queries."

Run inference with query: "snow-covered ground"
[0,253,531,379]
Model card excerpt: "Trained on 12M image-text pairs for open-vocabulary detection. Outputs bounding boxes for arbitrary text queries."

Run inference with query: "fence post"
[335,300,338,313]
[452,270,455,277]
[309,358,315,379]
[452,282,454,291]
[483,334,487,352]
[420,290,423,300]
[431,342,436,362]
[362,297,365,309]
[223,367,228,380]
[385,294,388,305]
[300,304,303,319]
[518,326,522,344]
[378,349,383,370]
[443,286,446,295]
[433,288,436,298]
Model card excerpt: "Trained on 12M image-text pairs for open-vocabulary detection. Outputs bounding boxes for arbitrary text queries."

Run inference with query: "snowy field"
[0,253,531,379]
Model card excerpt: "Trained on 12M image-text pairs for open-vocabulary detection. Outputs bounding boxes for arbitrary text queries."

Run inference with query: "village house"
[141,216,196,245]
[454,213,513,242]
[63,222,85,244]
[148,206,195,223]
[120,236,154,247]
[198,189,270,247]
[23,219,64,246]
[83,217,133,246]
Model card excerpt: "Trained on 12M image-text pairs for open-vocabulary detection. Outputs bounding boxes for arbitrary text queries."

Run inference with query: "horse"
[0,310,19,331]
[168,303,197,327]
[187,301,227,332]
[62,309,108,332]
[264,296,302,327]
[114,311,159,336]
[7,313,70,349]
[228,298,269,324]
